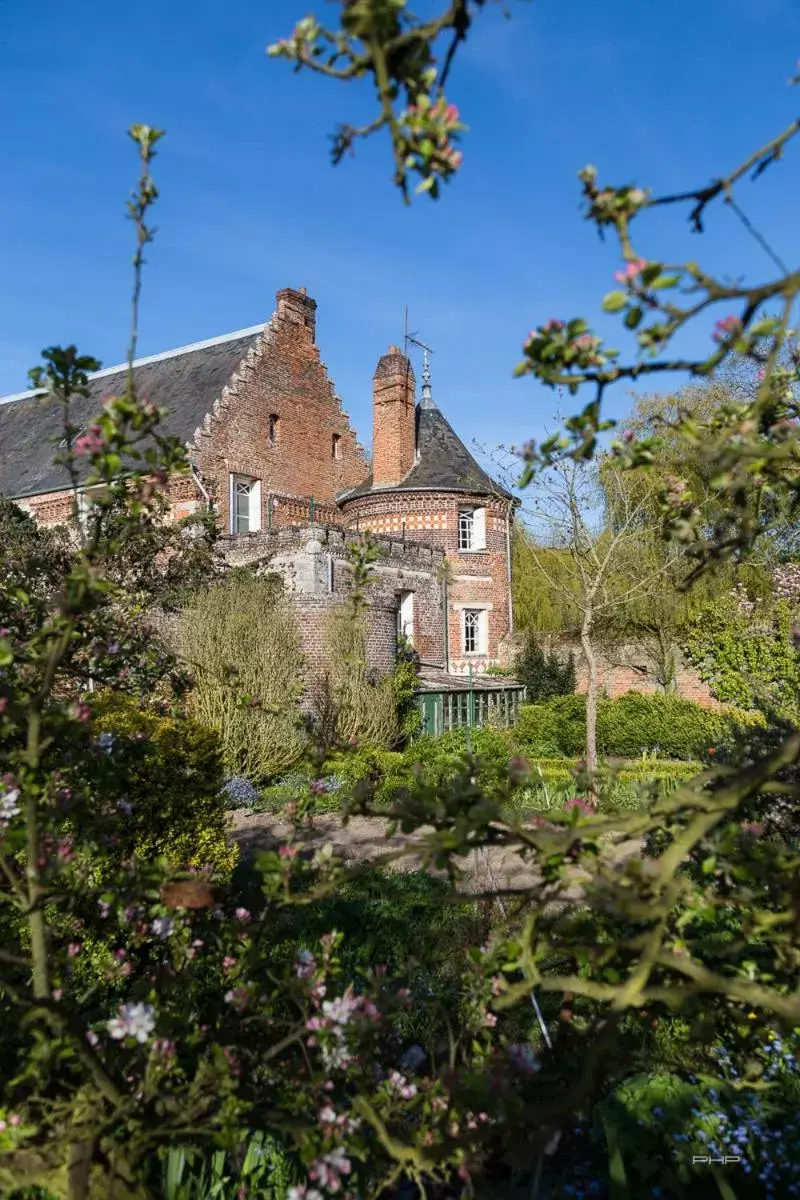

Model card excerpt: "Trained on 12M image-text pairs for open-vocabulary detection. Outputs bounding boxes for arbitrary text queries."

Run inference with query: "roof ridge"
[0,324,266,405]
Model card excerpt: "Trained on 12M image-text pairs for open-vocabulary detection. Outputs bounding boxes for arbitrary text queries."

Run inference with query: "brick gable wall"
[191,288,368,533]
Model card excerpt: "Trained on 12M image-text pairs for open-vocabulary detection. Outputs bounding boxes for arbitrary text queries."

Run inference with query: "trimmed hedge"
[514,692,762,761]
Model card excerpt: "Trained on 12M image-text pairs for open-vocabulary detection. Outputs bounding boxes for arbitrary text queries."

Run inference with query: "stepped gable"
[0,328,263,500]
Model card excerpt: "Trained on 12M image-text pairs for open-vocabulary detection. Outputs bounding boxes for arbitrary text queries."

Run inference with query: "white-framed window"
[458,506,486,552]
[398,590,415,644]
[75,486,109,533]
[462,607,488,655]
[230,474,262,533]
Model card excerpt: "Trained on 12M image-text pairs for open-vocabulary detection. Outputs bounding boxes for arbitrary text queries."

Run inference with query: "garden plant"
[2,6,800,1200]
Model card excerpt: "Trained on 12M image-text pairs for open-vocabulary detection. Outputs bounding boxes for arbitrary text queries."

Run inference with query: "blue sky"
[2,0,799,466]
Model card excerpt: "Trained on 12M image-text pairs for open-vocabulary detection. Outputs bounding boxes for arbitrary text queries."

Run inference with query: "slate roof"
[0,327,263,500]
[339,404,513,502]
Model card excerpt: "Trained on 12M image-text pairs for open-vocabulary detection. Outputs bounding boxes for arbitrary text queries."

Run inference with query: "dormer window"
[268,414,279,445]
[332,433,342,460]
[458,506,486,552]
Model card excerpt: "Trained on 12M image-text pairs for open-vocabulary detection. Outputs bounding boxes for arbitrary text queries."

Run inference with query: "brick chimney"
[276,286,316,342]
[372,346,416,486]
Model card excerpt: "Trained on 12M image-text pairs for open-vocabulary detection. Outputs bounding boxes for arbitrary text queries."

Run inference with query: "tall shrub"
[181,571,306,782]
[313,603,399,749]
[515,631,576,701]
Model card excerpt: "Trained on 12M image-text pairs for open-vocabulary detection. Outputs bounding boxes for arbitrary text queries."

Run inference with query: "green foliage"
[315,603,399,750]
[152,1131,296,1199]
[515,691,757,760]
[684,592,800,719]
[515,631,575,700]
[515,695,588,757]
[511,758,700,814]
[180,572,307,783]
[511,522,580,632]
[89,692,238,879]
[391,633,422,746]
[96,492,224,613]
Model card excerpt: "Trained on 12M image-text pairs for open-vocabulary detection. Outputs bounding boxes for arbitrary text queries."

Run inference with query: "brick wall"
[498,630,720,707]
[18,489,74,527]
[191,287,368,533]
[340,490,513,672]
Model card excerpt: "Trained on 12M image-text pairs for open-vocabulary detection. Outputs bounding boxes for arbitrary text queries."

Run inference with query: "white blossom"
[107,1002,156,1044]
[151,917,174,940]
[0,786,21,827]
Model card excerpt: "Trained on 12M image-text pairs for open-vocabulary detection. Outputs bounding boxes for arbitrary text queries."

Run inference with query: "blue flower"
[222,776,259,809]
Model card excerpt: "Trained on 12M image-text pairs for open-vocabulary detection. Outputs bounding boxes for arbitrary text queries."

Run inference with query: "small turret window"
[458,507,486,551]
[332,433,342,459]
[268,414,279,445]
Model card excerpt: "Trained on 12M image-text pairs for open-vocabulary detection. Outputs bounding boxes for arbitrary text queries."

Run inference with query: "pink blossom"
[73,702,91,722]
[67,942,82,958]
[614,257,647,285]
[565,796,594,815]
[52,989,63,1002]
[484,1011,498,1028]
[73,426,105,457]
[713,314,743,343]
[234,906,251,923]
[279,844,298,859]
[222,956,237,971]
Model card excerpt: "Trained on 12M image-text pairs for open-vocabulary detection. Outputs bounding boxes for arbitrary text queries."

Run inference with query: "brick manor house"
[0,287,524,715]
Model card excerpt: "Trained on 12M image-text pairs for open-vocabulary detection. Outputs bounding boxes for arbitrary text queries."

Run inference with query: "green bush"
[514,691,759,761]
[514,694,587,756]
[181,572,307,783]
[515,631,576,701]
[88,692,238,879]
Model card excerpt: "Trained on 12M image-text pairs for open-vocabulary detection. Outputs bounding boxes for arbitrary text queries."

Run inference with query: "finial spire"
[421,344,433,408]
[406,331,435,409]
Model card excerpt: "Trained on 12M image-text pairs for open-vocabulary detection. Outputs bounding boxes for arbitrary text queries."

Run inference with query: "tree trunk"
[581,616,598,795]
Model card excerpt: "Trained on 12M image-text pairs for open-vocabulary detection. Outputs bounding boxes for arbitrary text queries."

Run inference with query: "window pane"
[458,509,474,551]
[235,479,251,532]
[464,609,480,653]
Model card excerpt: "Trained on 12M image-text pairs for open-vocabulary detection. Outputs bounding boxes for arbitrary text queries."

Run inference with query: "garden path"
[229,810,645,903]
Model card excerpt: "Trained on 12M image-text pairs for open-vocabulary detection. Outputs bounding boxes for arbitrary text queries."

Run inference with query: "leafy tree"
[508,455,685,776]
